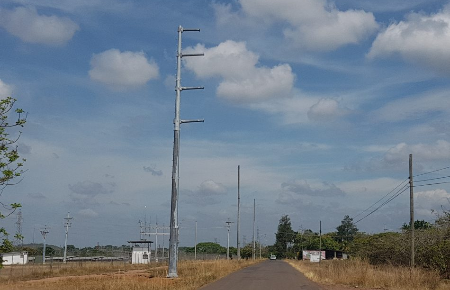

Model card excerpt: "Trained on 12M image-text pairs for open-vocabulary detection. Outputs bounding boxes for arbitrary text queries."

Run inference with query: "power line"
[414,181,450,187]
[355,185,410,224]
[415,175,450,183]
[413,166,450,178]
[352,178,409,220]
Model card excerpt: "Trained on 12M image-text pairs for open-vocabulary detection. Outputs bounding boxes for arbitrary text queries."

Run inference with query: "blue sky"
[1,0,450,249]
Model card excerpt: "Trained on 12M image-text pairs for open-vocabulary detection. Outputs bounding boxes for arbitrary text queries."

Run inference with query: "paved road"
[199,260,323,290]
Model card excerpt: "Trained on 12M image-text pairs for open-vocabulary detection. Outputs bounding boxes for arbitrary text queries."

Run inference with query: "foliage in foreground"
[0,96,27,268]
[287,259,446,290]
[351,214,450,278]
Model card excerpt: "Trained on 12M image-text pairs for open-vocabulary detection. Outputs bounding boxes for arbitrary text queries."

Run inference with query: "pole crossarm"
[181,53,204,57]
[181,119,204,124]
[180,86,204,91]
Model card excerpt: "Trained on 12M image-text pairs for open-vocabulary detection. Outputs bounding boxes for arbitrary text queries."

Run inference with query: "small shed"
[1,251,28,265]
[128,240,153,264]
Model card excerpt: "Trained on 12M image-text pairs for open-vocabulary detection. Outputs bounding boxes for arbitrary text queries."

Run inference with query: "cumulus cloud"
[78,208,99,218]
[346,140,450,172]
[183,41,294,103]
[198,180,228,196]
[89,49,159,87]
[416,189,450,216]
[368,5,450,75]
[183,180,228,205]
[143,166,163,176]
[0,6,79,46]
[384,140,450,164]
[0,79,13,99]
[307,98,349,121]
[281,179,345,197]
[217,0,378,51]
[69,181,113,196]
[69,180,115,205]
[372,89,450,123]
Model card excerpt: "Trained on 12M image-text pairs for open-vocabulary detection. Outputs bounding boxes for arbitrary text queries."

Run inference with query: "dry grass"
[287,259,450,290]
[0,259,260,290]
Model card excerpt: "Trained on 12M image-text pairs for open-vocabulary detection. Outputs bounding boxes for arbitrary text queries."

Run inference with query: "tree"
[336,215,358,251]
[273,215,295,258]
[0,97,27,267]
[402,220,432,230]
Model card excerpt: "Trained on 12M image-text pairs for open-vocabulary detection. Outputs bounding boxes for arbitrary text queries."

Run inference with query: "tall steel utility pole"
[237,165,241,260]
[225,220,234,260]
[409,154,414,268]
[63,212,73,263]
[40,225,49,264]
[168,25,204,278]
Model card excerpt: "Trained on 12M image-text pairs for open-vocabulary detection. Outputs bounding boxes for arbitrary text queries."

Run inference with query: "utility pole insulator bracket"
[181,86,204,91]
[181,119,204,124]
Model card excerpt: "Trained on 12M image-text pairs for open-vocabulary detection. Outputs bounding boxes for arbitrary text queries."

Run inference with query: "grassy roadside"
[286,259,450,290]
[0,259,261,290]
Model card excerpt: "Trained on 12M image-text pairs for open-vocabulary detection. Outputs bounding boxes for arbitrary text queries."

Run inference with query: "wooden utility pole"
[409,154,414,268]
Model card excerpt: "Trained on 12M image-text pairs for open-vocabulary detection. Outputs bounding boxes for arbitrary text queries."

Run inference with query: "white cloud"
[281,179,345,197]
[89,49,159,88]
[198,180,227,196]
[384,140,450,164]
[183,41,294,103]
[78,208,99,218]
[219,0,378,51]
[372,89,450,122]
[307,98,349,121]
[368,5,450,75]
[347,140,450,172]
[416,189,450,216]
[0,6,79,46]
[0,79,13,99]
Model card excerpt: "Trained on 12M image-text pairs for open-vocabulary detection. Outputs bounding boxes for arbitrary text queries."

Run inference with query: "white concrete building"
[1,251,28,265]
[128,240,153,264]
[131,247,151,264]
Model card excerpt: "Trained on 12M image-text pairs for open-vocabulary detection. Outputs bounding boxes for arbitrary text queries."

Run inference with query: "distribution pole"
[409,154,414,268]
[252,199,256,260]
[319,221,322,264]
[225,220,234,260]
[195,221,198,260]
[237,165,241,260]
[168,25,204,278]
[63,212,72,263]
[40,226,49,264]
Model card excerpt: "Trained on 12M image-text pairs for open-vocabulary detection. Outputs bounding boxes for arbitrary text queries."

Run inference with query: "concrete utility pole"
[237,165,241,260]
[409,154,414,268]
[225,220,234,260]
[252,199,256,260]
[40,226,49,264]
[168,25,204,278]
[63,212,72,263]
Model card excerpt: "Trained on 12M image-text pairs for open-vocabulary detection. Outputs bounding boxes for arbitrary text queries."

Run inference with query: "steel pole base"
[167,273,178,278]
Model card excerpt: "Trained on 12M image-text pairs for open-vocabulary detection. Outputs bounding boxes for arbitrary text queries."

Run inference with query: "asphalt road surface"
[199,260,323,290]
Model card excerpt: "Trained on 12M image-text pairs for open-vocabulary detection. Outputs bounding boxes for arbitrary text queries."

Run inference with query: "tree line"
[271,213,450,278]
